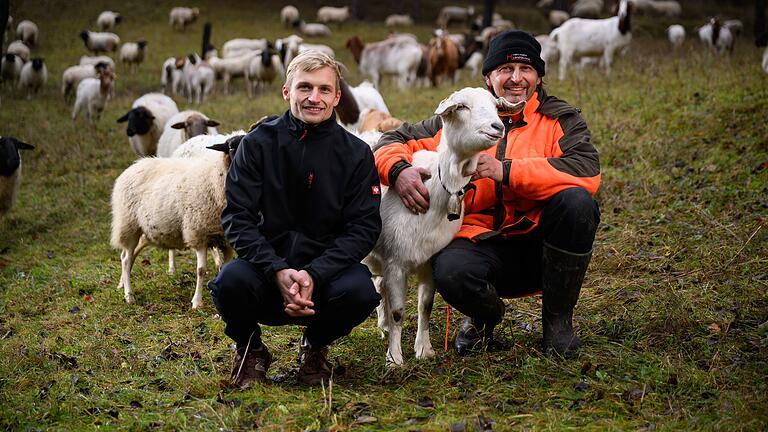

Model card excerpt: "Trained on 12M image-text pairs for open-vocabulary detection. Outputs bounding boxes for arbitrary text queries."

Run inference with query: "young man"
[374,30,601,357]
[208,51,382,388]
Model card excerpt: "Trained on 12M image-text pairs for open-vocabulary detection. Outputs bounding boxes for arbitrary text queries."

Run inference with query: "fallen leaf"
[450,421,467,432]
[416,397,434,408]
[83,295,94,303]
[574,380,590,391]
[708,323,721,333]
[355,415,377,424]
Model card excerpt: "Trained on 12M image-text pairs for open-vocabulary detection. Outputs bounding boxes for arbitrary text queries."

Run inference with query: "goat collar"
[438,164,474,222]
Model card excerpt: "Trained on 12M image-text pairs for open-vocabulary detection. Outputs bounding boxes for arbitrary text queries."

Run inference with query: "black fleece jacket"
[221,110,382,287]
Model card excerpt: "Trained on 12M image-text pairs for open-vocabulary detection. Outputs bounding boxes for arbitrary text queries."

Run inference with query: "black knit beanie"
[482,30,545,77]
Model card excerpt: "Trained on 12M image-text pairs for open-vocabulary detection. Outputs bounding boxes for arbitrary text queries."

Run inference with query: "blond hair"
[284,50,341,89]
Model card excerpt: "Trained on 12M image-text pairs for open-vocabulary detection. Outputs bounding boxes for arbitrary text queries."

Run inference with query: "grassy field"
[1,0,767,430]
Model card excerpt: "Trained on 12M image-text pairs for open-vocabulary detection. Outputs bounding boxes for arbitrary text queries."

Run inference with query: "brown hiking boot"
[230,345,272,389]
[297,336,332,386]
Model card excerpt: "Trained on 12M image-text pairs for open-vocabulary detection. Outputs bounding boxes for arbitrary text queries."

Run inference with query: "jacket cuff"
[388,160,412,186]
[303,266,322,288]
[265,260,290,280]
[502,160,512,187]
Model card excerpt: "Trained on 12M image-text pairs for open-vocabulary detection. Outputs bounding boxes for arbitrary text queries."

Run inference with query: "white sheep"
[436,6,475,29]
[204,51,253,94]
[0,53,23,87]
[80,30,120,54]
[222,38,267,58]
[723,19,743,38]
[161,56,185,96]
[385,14,414,27]
[245,49,283,97]
[650,1,681,17]
[120,40,148,71]
[15,20,38,47]
[97,11,122,31]
[71,67,116,123]
[18,58,47,99]
[571,0,603,18]
[180,55,216,103]
[7,40,30,62]
[169,7,199,31]
[549,10,570,28]
[117,93,179,156]
[698,18,734,55]
[79,55,115,69]
[551,0,633,80]
[667,24,685,49]
[61,62,111,101]
[316,6,350,25]
[280,5,300,27]
[0,136,35,218]
[294,20,332,37]
[365,87,522,366]
[110,132,243,308]
[346,36,423,89]
[156,110,220,157]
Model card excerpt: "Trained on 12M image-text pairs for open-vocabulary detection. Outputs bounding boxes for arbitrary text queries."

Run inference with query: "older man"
[374,30,600,356]
[209,51,382,388]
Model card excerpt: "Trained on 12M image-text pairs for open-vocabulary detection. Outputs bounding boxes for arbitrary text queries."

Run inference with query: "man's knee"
[551,187,600,228]
[326,264,381,310]
[433,253,486,303]
[208,259,264,311]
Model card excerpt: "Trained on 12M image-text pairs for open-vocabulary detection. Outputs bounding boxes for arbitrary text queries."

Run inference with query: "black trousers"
[432,187,600,326]
[208,260,381,349]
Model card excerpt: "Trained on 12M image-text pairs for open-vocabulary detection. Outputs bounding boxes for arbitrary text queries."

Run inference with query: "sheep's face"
[0,137,34,177]
[171,115,220,139]
[485,62,540,105]
[435,88,520,156]
[117,107,155,137]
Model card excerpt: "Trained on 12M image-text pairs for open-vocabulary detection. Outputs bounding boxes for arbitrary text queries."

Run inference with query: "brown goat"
[359,109,404,133]
[345,36,365,64]
[426,35,460,87]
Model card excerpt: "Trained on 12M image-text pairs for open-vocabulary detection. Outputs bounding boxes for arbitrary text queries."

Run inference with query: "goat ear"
[205,119,220,127]
[116,112,130,122]
[496,98,525,115]
[434,97,461,116]
[170,121,186,129]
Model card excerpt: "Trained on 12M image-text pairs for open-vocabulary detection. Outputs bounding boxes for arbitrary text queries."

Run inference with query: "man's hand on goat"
[472,153,503,182]
[395,166,432,214]
[275,269,315,317]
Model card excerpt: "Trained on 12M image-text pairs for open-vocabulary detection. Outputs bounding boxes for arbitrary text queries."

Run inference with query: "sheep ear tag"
[497,98,525,116]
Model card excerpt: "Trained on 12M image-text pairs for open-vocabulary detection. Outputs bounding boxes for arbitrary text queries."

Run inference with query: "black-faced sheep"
[0,136,35,217]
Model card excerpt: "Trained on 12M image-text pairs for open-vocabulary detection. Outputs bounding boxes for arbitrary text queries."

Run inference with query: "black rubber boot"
[454,317,496,355]
[541,242,592,357]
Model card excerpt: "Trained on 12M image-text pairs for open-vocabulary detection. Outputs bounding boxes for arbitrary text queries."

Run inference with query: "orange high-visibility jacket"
[374,88,600,241]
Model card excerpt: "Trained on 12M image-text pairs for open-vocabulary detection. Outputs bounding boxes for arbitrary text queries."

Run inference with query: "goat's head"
[618,0,632,35]
[171,114,220,139]
[117,106,155,137]
[435,88,523,157]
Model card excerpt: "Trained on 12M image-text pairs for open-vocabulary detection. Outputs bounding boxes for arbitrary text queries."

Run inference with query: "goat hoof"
[124,294,136,304]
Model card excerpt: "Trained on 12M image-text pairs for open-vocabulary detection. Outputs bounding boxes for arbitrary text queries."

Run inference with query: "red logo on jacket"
[371,186,381,195]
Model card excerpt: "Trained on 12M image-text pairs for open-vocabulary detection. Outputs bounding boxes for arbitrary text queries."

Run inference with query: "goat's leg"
[602,49,613,75]
[558,51,571,81]
[168,249,176,275]
[191,247,207,309]
[414,263,436,359]
[382,265,406,366]
[373,275,388,337]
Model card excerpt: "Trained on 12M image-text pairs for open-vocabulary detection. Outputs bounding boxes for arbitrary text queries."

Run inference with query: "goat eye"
[456,104,468,111]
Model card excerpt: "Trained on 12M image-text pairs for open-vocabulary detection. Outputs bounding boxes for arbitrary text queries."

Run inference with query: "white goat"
[0,54,23,87]
[169,7,199,31]
[551,0,633,80]
[667,24,685,49]
[117,93,179,156]
[436,6,475,28]
[62,62,111,101]
[316,6,350,25]
[111,133,243,308]
[160,57,185,96]
[385,14,414,27]
[698,18,734,55]
[181,55,216,103]
[72,67,116,123]
[18,58,47,99]
[346,36,423,89]
[80,31,120,54]
[281,5,300,27]
[120,40,148,71]
[156,110,220,157]
[97,11,122,31]
[295,21,332,37]
[15,20,38,46]
[7,40,30,62]
[365,87,522,366]
[206,51,254,94]
[0,136,35,218]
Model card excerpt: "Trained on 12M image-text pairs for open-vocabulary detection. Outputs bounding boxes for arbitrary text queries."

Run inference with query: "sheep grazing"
[117,93,179,156]
[15,20,38,47]
[293,20,332,37]
[358,108,403,133]
[161,56,185,95]
[698,18,734,55]
[119,40,148,71]
[156,110,220,157]
[280,5,299,27]
[346,36,422,89]
[571,0,603,18]
[364,88,523,366]
[110,133,243,308]
[180,54,216,104]
[427,32,460,87]
[169,7,199,31]
[205,51,253,95]
[245,49,283,97]
[551,0,633,80]
[80,30,120,54]
[61,62,110,101]
[385,14,414,27]
[436,6,475,29]
[7,40,30,62]
[18,57,47,99]
[0,136,34,218]
[97,11,122,31]
[222,38,267,58]
[79,55,115,69]
[71,67,116,123]
[0,53,23,87]
[667,24,685,49]
[316,6,350,26]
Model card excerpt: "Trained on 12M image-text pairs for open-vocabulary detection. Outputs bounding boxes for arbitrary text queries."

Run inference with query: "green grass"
[1,0,767,430]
